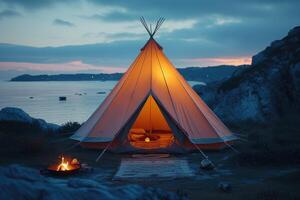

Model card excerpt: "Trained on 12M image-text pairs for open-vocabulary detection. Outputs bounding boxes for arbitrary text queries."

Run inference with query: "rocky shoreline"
[0,164,186,200]
[194,26,300,123]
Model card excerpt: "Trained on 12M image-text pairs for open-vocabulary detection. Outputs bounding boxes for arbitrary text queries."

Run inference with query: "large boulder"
[0,107,33,124]
[0,107,60,134]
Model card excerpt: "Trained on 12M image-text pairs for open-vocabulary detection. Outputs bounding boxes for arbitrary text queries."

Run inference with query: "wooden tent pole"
[95,141,112,162]
[149,96,152,134]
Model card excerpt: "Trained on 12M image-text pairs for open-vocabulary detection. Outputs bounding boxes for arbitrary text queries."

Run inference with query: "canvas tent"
[71,18,236,153]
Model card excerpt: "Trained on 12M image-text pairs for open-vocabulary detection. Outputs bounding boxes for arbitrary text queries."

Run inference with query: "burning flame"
[145,137,150,143]
[57,157,70,171]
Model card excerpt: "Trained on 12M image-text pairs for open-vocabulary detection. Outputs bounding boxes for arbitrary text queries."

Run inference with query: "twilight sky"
[0,0,299,79]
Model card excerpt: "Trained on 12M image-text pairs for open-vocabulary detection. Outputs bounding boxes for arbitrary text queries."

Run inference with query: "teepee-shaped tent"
[71,18,236,153]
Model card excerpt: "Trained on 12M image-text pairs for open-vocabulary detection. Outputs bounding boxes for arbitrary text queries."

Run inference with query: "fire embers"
[44,156,81,176]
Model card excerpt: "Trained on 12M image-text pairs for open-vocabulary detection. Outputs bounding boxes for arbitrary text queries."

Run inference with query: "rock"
[3,165,45,182]
[81,163,94,172]
[193,82,221,107]
[47,123,61,133]
[270,39,285,49]
[218,182,232,192]
[288,26,300,37]
[140,187,189,200]
[0,165,186,200]
[0,107,60,133]
[0,107,33,124]
[252,51,267,65]
[68,178,102,188]
[200,159,214,170]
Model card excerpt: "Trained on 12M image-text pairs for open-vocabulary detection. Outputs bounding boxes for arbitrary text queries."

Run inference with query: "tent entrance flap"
[128,95,175,149]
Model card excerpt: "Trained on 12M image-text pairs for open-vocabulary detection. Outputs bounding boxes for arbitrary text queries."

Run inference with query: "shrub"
[236,108,300,166]
[59,121,81,135]
[0,121,48,155]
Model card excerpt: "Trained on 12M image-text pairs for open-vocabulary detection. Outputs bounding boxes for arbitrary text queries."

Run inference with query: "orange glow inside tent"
[128,95,175,149]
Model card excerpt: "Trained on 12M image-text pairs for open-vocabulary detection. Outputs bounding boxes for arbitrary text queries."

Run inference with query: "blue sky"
[0,0,299,79]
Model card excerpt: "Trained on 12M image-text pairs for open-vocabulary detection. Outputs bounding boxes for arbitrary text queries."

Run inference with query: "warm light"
[145,137,150,142]
[180,56,252,66]
[57,157,70,171]
[71,158,79,165]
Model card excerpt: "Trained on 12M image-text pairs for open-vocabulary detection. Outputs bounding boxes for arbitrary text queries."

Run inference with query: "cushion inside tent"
[128,95,175,149]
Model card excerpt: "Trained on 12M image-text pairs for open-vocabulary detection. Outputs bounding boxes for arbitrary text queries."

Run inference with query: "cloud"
[81,8,135,22]
[0,60,125,73]
[0,0,77,10]
[205,15,241,28]
[0,0,299,71]
[161,19,198,33]
[82,32,146,42]
[87,0,300,20]
[0,9,21,20]
[0,41,144,67]
[95,12,136,22]
[53,19,75,27]
[80,18,198,42]
[179,56,252,66]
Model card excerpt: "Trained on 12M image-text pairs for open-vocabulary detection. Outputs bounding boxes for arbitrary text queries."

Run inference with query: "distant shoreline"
[10,65,242,83]
[10,73,123,82]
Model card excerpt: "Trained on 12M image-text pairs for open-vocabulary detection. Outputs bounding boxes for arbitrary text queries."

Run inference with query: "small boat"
[59,96,67,101]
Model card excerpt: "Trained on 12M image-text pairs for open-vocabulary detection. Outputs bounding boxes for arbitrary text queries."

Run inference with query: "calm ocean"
[0,81,203,125]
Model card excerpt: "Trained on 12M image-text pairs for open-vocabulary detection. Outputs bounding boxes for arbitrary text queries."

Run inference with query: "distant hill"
[10,65,241,83]
[10,73,123,82]
[177,65,240,82]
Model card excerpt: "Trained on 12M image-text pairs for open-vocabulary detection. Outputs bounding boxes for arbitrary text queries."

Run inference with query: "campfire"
[44,156,81,176]
[56,156,79,171]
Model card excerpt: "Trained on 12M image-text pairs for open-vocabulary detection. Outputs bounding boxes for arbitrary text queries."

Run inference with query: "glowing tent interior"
[71,18,237,153]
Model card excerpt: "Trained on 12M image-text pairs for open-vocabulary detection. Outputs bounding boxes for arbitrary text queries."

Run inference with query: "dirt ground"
[0,133,299,200]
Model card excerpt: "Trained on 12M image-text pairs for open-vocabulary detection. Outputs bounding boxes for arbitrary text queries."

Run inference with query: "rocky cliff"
[194,26,300,123]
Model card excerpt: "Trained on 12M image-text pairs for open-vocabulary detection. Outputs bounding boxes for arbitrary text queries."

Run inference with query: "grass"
[0,120,83,157]
[1,107,299,168]
[0,114,300,199]
[230,108,300,166]
[0,121,49,155]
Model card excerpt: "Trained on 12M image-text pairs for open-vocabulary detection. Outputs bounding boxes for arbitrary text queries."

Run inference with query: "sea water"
[0,81,204,125]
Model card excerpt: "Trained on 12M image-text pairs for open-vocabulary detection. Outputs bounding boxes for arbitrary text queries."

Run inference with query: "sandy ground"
[0,135,299,200]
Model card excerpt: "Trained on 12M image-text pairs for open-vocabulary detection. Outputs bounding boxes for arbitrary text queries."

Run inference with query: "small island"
[10,65,241,83]
[10,73,123,82]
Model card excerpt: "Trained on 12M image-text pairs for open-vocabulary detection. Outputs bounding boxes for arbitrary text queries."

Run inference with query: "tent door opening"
[128,95,175,149]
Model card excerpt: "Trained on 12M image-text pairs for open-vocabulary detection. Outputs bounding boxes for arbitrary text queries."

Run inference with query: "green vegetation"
[59,121,81,135]
[231,108,300,166]
[0,121,49,155]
